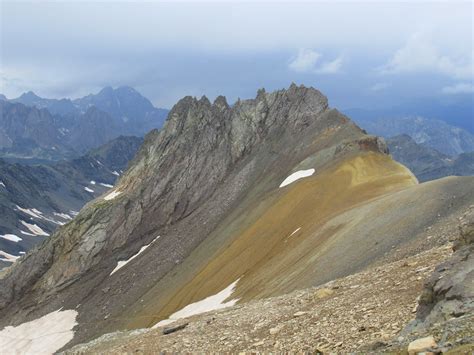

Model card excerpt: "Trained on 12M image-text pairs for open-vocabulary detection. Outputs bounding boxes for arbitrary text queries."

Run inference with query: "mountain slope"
[0,136,142,269]
[0,85,473,352]
[388,134,474,182]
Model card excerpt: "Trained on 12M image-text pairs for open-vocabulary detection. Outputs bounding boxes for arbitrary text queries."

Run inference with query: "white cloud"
[289,49,342,74]
[288,49,321,73]
[380,31,473,80]
[370,82,391,92]
[441,82,474,95]
[315,56,344,74]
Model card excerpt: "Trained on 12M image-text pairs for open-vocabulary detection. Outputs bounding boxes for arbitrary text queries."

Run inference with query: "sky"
[1,1,473,109]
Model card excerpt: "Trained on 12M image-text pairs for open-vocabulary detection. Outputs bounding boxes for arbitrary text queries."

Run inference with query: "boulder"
[407,336,437,354]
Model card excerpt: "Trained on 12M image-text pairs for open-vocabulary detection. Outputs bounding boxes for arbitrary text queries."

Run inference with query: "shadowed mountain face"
[347,113,474,157]
[388,134,474,182]
[0,85,473,352]
[11,86,169,136]
[74,86,168,135]
[0,101,76,161]
[0,136,142,269]
[1,87,168,162]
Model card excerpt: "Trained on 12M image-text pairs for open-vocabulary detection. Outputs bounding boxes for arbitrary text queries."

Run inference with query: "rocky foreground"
[65,208,474,354]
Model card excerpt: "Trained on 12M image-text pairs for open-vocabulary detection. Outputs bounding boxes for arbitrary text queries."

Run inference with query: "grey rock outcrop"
[411,207,474,328]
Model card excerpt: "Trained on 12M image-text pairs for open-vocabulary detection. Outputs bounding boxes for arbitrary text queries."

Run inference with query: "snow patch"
[84,186,94,193]
[20,220,50,236]
[16,206,43,219]
[153,279,240,328]
[0,234,22,242]
[279,169,315,188]
[110,236,160,275]
[16,206,64,225]
[0,250,20,262]
[104,190,121,201]
[53,212,72,220]
[100,183,113,188]
[0,309,78,355]
[289,227,301,237]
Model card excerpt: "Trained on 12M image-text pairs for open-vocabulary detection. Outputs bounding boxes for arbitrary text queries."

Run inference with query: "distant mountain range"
[387,134,474,182]
[344,94,473,134]
[0,87,168,161]
[346,112,474,157]
[0,135,142,269]
[10,86,169,134]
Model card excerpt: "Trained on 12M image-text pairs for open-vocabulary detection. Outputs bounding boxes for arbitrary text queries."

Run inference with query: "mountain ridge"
[0,85,472,353]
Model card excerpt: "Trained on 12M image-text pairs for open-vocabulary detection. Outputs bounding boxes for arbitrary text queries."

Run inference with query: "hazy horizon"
[1,1,473,110]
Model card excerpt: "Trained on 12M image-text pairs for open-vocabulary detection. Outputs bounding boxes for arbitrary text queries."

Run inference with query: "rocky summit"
[0,84,473,353]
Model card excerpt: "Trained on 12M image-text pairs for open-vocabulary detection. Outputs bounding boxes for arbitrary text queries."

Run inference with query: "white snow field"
[110,236,160,275]
[54,212,73,220]
[20,220,50,236]
[153,279,240,328]
[16,206,64,225]
[279,169,315,188]
[0,234,22,242]
[0,309,78,355]
[0,250,20,262]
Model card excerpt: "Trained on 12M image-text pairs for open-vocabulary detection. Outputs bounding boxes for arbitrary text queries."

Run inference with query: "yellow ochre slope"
[129,152,417,328]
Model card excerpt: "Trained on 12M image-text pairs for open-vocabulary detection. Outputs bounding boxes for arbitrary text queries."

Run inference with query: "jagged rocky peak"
[213,95,229,111]
[162,84,328,142]
[123,84,333,190]
[19,90,40,99]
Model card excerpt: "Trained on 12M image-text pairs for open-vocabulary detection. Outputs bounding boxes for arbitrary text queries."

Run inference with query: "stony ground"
[66,242,459,354]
